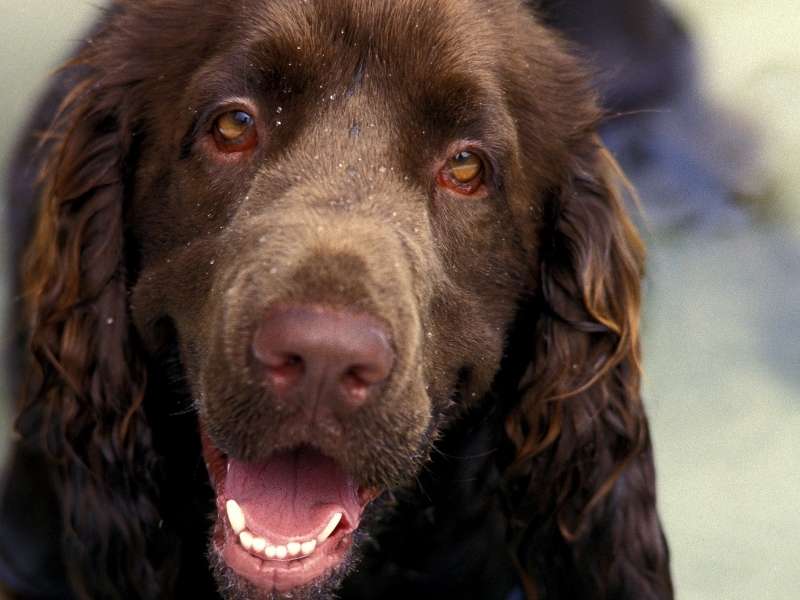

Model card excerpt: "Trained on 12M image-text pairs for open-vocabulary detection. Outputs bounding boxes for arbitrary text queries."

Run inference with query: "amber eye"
[438,150,485,194]
[449,151,483,182]
[213,110,257,152]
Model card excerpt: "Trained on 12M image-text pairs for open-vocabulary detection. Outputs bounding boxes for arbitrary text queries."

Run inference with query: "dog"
[0,1,673,598]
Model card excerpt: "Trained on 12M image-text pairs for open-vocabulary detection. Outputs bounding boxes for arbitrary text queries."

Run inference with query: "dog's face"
[118,0,596,596]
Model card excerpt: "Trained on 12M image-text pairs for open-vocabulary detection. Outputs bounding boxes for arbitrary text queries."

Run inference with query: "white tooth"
[265,545,277,559]
[251,537,266,553]
[317,512,342,543]
[275,545,288,559]
[239,531,253,551]
[226,500,246,534]
[287,542,301,556]
[301,540,317,555]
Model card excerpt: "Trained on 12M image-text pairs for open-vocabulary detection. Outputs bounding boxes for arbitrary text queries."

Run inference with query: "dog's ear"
[17,60,163,598]
[503,137,672,597]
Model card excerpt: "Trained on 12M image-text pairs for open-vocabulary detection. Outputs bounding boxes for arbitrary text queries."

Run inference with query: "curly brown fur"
[2,1,672,599]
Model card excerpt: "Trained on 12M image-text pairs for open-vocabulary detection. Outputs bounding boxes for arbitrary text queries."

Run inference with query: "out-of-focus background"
[1,2,798,599]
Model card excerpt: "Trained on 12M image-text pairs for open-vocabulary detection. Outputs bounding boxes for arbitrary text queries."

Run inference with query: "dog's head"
[20,0,645,598]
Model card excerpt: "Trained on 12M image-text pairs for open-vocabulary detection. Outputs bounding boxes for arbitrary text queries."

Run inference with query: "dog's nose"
[252,306,394,412]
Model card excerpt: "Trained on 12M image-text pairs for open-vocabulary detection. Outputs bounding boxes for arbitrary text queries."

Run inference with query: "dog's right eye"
[447,152,483,184]
[437,150,487,196]
[213,110,258,153]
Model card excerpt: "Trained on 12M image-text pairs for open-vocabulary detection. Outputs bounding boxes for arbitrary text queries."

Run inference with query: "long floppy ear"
[504,137,672,599]
[16,64,164,598]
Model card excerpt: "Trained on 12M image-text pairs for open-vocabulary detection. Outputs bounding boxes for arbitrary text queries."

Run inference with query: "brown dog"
[2,1,672,598]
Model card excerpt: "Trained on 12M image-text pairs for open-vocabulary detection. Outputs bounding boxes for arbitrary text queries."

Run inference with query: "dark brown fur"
[3,0,672,598]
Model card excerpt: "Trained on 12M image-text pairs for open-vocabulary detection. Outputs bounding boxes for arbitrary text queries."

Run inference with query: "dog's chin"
[199,431,380,598]
[209,532,362,600]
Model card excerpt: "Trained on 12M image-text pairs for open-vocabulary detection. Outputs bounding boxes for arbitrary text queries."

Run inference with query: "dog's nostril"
[340,365,383,404]
[264,354,305,391]
[341,372,368,404]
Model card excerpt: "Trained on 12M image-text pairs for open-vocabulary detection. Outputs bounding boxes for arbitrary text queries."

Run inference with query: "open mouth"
[201,432,380,593]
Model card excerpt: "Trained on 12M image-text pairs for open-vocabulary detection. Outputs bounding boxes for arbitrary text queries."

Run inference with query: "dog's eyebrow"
[417,74,498,134]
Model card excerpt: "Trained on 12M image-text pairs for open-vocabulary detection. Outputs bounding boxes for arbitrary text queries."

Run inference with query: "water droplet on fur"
[270,267,278,275]
[106,318,115,325]
[276,106,283,113]
[209,260,215,265]
[378,166,387,174]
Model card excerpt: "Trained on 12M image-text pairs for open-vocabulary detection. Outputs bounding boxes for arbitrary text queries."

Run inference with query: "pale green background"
[1,2,798,599]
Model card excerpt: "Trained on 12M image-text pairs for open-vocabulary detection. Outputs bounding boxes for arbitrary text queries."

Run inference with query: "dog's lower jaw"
[209,523,357,598]
[209,519,364,600]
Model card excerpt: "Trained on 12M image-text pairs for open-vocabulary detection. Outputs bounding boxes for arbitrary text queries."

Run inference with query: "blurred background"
[1,1,798,599]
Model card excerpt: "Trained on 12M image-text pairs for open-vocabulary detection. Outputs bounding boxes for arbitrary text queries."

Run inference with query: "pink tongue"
[224,447,361,539]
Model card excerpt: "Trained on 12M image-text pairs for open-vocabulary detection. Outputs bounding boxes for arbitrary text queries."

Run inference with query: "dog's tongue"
[224,447,360,539]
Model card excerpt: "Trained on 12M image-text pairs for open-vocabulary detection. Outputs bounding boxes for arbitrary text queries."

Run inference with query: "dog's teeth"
[287,542,301,556]
[239,531,253,551]
[275,545,288,559]
[251,537,267,553]
[265,545,277,559]
[317,512,342,543]
[301,540,317,555]
[226,500,246,534]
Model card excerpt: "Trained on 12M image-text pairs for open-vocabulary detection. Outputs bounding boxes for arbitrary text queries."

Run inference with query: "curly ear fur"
[504,138,672,599]
[17,66,165,599]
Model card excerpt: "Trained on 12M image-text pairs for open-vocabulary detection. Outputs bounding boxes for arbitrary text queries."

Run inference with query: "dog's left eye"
[437,150,486,195]
[213,110,258,152]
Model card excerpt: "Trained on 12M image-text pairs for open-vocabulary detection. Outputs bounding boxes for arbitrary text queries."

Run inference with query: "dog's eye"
[438,150,485,195]
[448,152,482,182]
[213,110,258,152]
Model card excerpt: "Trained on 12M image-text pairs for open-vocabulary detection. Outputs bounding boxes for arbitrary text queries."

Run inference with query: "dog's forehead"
[239,0,504,85]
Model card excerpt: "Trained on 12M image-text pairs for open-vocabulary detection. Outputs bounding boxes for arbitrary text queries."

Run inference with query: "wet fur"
[2,0,672,598]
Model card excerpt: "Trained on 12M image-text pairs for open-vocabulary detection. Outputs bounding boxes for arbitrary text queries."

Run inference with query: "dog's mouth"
[201,432,380,593]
